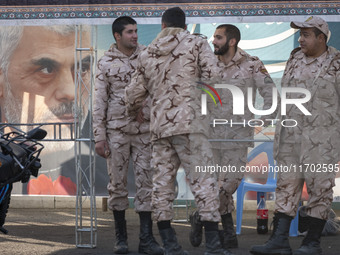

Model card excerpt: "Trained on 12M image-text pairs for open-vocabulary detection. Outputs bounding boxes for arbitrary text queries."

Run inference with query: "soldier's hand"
[95,140,111,158]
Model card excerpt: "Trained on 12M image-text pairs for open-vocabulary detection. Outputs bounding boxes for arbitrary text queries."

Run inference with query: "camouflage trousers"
[106,129,153,212]
[213,147,248,215]
[151,133,221,222]
[275,143,336,220]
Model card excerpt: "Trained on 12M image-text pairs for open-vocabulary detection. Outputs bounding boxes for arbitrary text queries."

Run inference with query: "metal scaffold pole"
[74,24,98,248]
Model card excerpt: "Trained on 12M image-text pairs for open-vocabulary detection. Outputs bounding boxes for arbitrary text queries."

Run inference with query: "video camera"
[0,126,47,234]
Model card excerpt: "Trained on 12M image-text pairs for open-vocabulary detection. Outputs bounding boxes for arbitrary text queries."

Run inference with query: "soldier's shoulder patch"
[305,16,313,22]
[260,67,269,74]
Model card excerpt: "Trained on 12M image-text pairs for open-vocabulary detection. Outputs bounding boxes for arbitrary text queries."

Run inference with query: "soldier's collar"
[302,50,328,65]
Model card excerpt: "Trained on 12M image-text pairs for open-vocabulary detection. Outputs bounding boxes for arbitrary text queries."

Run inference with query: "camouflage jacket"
[274,46,340,164]
[125,28,221,141]
[93,43,149,143]
[209,48,277,149]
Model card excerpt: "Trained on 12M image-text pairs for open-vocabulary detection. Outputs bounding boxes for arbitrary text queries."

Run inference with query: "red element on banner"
[302,182,308,201]
[53,176,77,195]
[27,174,76,195]
[27,174,54,195]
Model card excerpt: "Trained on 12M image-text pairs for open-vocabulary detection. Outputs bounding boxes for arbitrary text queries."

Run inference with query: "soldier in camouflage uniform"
[189,24,277,250]
[93,16,162,255]
[250,16,340,255]
[126,7,233,255]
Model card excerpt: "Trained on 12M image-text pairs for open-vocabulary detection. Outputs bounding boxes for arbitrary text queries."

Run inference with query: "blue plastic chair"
[235,142,298,236]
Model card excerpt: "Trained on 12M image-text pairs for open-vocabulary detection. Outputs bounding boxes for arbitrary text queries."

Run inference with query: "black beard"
[214,43,229,56]
[214,38,230,56]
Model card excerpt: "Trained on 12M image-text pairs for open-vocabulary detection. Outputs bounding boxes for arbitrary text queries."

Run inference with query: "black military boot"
[293,217,326,255]
[203,221,234,255]
[189,210,203,247]
[113,210,128,254]
[298,206,310,234]
[158,221,188,255]
[250,212,293,255]
[220,213,238,249]
[138,212,164,255]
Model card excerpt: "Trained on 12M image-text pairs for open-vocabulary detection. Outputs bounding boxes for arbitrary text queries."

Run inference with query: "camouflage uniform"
[209,48,277,215]
[126,28,221,222]
[274,46,340,220]
[93,43,153,212]
[152,133,220,222]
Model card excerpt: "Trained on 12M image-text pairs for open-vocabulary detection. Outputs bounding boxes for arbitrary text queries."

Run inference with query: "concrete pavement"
[1,204,340,255]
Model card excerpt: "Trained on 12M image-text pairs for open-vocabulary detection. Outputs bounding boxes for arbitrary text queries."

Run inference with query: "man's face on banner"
[0,26,92,152]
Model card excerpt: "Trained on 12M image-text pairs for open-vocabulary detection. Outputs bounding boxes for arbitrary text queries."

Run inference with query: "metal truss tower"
[74,25,98,248]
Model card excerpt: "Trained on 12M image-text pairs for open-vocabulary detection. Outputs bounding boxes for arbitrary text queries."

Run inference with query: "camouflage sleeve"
[253,59,279,119]
[198,39,221,83]
[125,58,149,117]
[336,58,340,96]
[92,59,109,143]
